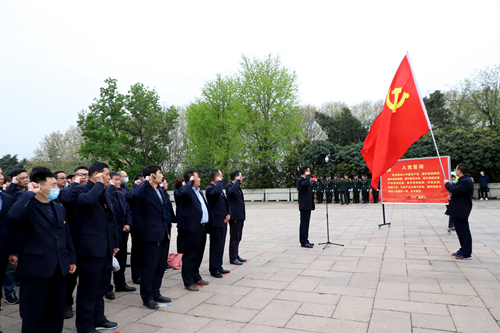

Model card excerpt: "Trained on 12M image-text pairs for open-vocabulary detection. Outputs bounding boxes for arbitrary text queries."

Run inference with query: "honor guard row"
[310,174,380,205]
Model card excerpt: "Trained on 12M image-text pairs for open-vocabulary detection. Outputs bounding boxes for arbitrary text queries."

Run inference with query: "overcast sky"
[1,0,499,160]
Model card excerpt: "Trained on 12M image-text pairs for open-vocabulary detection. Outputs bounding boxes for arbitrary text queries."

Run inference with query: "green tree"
[281,139,312,187]
[423,90,452,130]
[315,107,367,146]
[0,154,28,175]
[78,78,179,177]
[239,54,304,164]
[185,74,245,178]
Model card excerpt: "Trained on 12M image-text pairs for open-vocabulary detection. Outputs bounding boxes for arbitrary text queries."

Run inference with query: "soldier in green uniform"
[316,176,324,204]
[372,178,380,203]
[352,174,361,203]
[338,174,350,205]
[361,174,370,203]
[325,176,333,203]
[333,175,340,204]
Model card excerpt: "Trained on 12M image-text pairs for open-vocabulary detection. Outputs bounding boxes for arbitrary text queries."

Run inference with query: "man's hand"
[28,182,40,194]
[190,176,194,181]
[216,176,222,182]
[145,176,153,183]
[12,176,19,184]
[224,215,230,223]
[123,225,131,233]
[113,248,119,256]
[95,173,104,184]
[74,175,82,184]
[305,169,311,176]
[135,179,142,185]
[448,194,452,201]
[69,264,76,274]
[168,234,170,240]
[444,179,449,184]
[109,178,116,187]
[9,255,18,266]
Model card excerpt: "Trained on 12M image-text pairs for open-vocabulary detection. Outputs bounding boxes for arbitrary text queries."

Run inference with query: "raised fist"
[95,173,104,183]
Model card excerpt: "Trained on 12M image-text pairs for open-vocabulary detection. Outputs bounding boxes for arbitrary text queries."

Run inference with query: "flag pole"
[406,51,447,179]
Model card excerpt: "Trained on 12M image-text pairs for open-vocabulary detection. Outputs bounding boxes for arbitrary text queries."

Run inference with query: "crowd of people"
[310,174,380,205]
[0,164,247,333]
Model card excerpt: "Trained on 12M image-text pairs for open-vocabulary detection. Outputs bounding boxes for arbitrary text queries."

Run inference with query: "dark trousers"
[334,190,340,203]
[130,232,141,281]
[180,225,206,286]
[317,191,323,203]
[373,190,379,203]
[299,210,311,245]
[452,216,472,256]
[110,233,129,289]
[76,254,112,332]
[176,227,185,254]
[362,189,369,203]
[340,191,349,204]
[209,224,227,274]
[229,220,244,262]
[140,238,168,302]
[326,191,332,203]
[353,190,360,203]
[20,268,66,333]
[65,267,78,307]
[480,187,488,199]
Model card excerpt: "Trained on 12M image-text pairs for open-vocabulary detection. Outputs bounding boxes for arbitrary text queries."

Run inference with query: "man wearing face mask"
[479,171,489,201]
[8,169,76,333]
[118,171,129,194]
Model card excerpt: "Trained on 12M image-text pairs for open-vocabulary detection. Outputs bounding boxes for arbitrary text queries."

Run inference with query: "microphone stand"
[317,181,344,250]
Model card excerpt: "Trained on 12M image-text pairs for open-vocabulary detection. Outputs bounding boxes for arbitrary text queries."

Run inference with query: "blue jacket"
[107,185,132,242]
[127,180,170,242]
[445,174,474,219]
[297,175,315,211]
[72,180,119,257]
[225,180,246,221]
[177,180,209,233]
[479,175,489,188]
[8,192,76,278]
[5,183,26,199]
[206,181,229,228]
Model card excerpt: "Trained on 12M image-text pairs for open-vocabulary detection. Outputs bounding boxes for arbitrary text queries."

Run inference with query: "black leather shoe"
[220,269,230,274]
[133,278,141,284]
[308,242,315,246]
[211,272,224,278]
[154,295,171,303]
[143,300,159,309]
[301,243,314,248]
[115,285,136,292]
[230,259,243,265]
[237,257,247,262]
[104,291,115,300]
[95,321,118,330]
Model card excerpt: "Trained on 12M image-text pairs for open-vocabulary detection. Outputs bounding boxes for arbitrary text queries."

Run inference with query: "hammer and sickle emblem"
[386,87,409,113]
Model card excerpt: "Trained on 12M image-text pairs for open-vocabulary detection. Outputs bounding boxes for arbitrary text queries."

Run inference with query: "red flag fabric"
[361,54,431,190]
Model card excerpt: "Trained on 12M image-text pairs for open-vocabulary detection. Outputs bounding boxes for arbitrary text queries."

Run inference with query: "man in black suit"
[178,169,210,291]
[206,169,231,278]
[105,172,135,299]
[445,163,474,260]
[297,166,315,248]
[0,190,15,333]
[127,165,171,309]
[59,165,88,319]
[72,162,119,333]
[128,173,144,285]
[8,169,77,333]
[226,170,247,265]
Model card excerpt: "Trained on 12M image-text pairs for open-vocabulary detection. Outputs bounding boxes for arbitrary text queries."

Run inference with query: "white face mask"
[481,172,484,175]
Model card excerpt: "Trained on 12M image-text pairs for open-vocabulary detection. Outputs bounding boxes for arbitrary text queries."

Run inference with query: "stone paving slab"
[1,200,500,332]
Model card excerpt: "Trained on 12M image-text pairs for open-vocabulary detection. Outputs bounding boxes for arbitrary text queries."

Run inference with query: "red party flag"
[361,53,431,190]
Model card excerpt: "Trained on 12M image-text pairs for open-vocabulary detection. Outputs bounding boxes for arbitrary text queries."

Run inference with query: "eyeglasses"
[76,173,89,177]
[18,176,29,180]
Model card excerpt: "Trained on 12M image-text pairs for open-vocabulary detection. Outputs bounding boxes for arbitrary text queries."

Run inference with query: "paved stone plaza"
[1,201,500,333]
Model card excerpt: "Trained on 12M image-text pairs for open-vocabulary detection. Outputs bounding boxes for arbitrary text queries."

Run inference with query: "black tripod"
[317,183,344,250]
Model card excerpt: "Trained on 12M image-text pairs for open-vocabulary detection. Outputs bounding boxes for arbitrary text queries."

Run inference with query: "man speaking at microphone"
[297,166,315,248]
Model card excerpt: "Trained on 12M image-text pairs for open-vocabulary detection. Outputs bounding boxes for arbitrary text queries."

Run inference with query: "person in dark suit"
[226,170,247,265]
[297,166,315,248]
[178,169,210,291]
[8,169,77,333]
[59,165,89,319]
[128,173,144,285]
[72,162,119,333]
[105,172,135,299]
[127,165,171,309]
[445,163,474,260]
[0,190,16,333]
[206,169,230,278]
[161,178,176,271]
[173,177,185,254]
[118,171,129,195]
